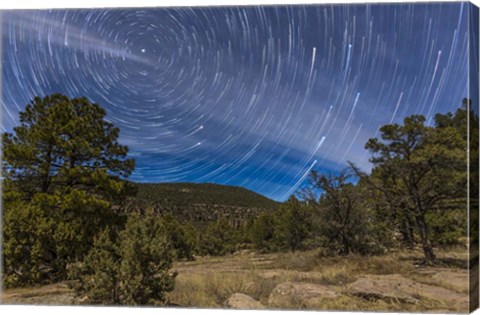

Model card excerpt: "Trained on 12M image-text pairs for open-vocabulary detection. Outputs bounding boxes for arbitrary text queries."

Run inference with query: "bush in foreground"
[70,213,177,305]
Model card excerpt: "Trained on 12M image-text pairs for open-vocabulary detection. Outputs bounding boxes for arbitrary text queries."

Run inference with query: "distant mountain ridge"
[122,182,280,227]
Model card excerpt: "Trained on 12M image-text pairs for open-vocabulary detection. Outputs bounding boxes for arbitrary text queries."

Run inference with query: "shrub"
[250,212,276,252]
[197,218,237,256]
[68,227,120,304]
[273,197,311,252]
[3,190,120,288]
[161,213,196,260]
[70,213,177,305]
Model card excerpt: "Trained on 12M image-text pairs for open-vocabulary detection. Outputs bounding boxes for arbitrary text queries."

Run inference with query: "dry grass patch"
[268,250,415,286]
[167,271,282,307]
[312,293,459,313]
[316,266,355,285]
[166,273,218,307]
[270,249,324,271]
[350,255,416,275]
[2,283,71,299]
[1,282,77,305]
[306,294,394,311]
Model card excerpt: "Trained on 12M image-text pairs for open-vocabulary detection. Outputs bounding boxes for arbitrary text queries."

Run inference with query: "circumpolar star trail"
[0,3,471,201]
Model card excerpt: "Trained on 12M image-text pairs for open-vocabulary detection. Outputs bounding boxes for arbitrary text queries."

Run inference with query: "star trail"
[0,3,472,201]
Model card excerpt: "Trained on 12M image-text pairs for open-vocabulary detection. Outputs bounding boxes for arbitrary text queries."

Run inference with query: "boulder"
[347,274,468,307]
[268,282,339,308]
[225,293,265,309]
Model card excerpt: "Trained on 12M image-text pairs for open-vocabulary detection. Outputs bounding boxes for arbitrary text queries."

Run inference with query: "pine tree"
[362,109,467,263]
[2,94,135,286]
[2,94,134,198]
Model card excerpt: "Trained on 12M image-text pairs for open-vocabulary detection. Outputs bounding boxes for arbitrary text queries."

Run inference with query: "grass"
[266,249,416,287]
[168,271,281,307]
[1,282,77,305]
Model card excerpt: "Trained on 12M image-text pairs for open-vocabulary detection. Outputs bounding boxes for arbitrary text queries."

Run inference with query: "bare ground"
[1,247,473,312]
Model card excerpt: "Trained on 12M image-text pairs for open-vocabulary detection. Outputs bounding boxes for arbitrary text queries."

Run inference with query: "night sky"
[0,3,472,201]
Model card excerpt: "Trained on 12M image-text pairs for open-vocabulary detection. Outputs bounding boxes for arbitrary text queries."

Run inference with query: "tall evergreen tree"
[2,94,135,286]
[361,110,467,263]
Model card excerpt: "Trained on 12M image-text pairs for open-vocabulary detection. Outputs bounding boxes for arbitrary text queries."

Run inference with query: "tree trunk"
[415,212,436,263]
[402,217,415,248]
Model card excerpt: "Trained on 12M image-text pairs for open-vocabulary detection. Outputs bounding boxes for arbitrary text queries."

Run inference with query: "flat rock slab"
[268,282,339,308]
[347,274,468,306]
[225,293,265,309]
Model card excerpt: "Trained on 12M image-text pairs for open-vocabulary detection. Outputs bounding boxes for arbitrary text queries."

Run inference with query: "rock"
[347,274,468,307]
[268,282,339,308]
[225,293,265,309]
[347,275,418,303]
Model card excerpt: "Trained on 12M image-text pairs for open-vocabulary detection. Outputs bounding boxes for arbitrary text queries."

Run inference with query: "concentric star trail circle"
[1,3,470,200]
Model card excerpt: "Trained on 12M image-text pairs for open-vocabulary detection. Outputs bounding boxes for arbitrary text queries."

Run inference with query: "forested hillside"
[121,182,279,227]
[133,182,279,208]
